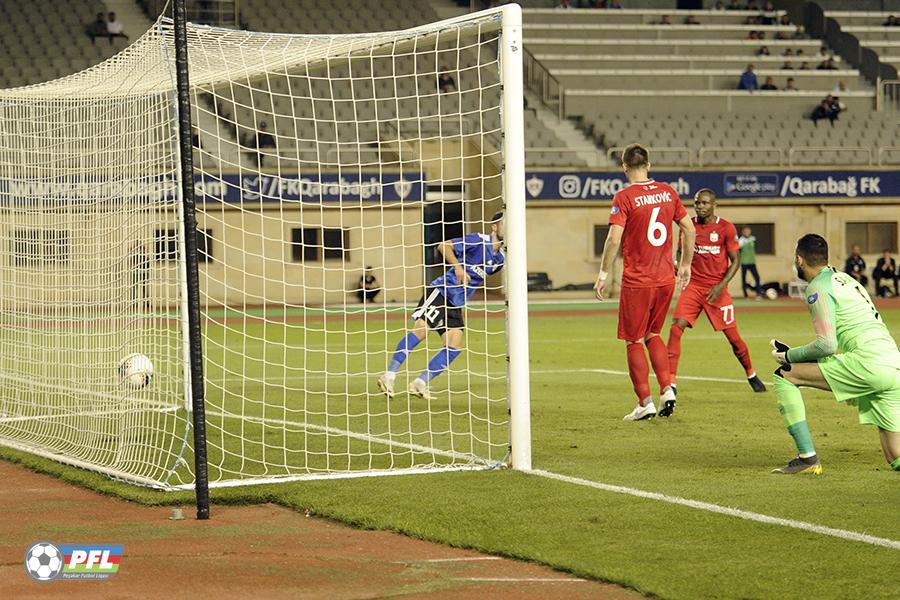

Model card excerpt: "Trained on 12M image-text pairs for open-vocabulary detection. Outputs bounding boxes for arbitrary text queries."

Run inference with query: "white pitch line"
[404,556,502,563]
[532,367,773,386]
[532,469,900,551]
[455,577,590,583]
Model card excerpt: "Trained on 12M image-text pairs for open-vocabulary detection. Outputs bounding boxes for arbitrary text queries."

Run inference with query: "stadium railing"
[523,47,564,118]
[787,146,873,166]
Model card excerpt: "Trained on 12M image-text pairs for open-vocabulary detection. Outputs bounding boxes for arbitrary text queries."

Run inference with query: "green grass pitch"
[2,300,899,599]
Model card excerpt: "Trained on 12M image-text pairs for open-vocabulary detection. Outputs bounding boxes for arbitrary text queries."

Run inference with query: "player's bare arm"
[437,240,470,287]
[675,215,695,291]
[707,248,741,303]
[594,224,624,300]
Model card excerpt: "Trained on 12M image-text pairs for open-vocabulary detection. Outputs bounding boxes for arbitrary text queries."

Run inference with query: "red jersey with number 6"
[609,180,687,288]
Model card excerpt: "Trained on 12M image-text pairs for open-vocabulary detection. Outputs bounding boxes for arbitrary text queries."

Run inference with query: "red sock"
[626,342,651,404]
[667,324,684,383]
[724,326,754,376]
[645,335,672,393]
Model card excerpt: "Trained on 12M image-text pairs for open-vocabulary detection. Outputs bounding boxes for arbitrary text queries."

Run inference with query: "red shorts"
[618,284,675,341]
[673,283,737,331]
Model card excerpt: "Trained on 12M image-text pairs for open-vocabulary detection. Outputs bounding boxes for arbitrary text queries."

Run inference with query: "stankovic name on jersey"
[633,191,673,207]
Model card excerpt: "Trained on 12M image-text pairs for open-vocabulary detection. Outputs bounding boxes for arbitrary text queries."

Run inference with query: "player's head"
[741,225,752,236]
[851,244,861,256]
[621,144,650,180]
[692,188,716,220]
[490,210,504,241]
[795,233,828,281]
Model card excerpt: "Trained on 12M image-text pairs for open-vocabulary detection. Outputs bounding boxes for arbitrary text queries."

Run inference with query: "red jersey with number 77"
[608,179,687,288]
[690,216,740,288]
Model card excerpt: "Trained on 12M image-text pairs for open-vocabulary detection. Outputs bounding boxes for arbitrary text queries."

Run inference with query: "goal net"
[0,5,529,489]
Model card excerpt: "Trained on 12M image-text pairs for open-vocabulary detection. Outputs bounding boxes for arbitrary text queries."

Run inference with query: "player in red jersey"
[663,189,766,417]
[594,144,696,420]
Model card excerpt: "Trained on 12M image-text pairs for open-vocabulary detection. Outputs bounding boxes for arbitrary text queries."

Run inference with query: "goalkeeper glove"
[770,339,790,366]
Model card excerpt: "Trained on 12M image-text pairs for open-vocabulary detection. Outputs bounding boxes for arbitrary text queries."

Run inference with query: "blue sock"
[388,333,421,372]
[420,347,462,383]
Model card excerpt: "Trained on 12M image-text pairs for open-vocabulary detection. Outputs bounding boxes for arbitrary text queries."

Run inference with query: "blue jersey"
[430,233,505,307]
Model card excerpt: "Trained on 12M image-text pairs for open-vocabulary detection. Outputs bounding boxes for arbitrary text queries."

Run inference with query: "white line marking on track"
[531,469,900,551]
[532,367,773,386]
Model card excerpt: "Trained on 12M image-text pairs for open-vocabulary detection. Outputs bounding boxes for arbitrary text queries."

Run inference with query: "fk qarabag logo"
[25,542,63,582]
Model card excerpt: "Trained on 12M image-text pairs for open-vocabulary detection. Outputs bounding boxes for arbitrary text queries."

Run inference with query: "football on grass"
[118,353,154,389]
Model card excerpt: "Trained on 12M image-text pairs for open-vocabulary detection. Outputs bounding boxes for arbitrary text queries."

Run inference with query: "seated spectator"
[817,57,838,70]
[883,15,897,27]
[106,12,128,43]
[85,12,107,45]
[782,48,793,57]
[760,1,777,25]
[873,250,898,297]
[555,0,575,8]
[658,15,671,25]
[438,71,456,94]
[833,80,849,93]
[756,45,770,56]
[607,1,624,8]
[796,48,805,56]
[737,64,759,91]
[799,61,811,70]
[785,77,798,91]
[779,14,791,26]
[781,59,794,70]
[714,1,726,9]
[356,267,381,303]
[727,0,744,9]
[760,76,778,90]
[844,245,868,289]
[818,46,829,57]
[810,94,844,127]
[745,15,761,25]
[684,15,700,25]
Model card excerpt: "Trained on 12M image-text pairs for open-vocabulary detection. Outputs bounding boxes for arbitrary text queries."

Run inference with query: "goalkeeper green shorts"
[818,353,900,432]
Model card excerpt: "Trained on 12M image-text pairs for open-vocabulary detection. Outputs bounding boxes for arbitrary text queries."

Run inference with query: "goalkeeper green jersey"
[787,267,900,364]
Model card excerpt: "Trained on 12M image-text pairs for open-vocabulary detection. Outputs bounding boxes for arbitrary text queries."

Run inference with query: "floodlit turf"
[2,300,900,599]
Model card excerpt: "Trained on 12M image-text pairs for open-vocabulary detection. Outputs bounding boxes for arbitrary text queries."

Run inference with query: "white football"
[765,288,778,300]
[117,353,154,388]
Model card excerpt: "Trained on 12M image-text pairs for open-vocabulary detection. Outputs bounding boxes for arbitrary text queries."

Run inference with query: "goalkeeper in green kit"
[770,234,900,474]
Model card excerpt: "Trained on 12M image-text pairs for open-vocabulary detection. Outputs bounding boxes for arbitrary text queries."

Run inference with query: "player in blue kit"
[377,211,505,400]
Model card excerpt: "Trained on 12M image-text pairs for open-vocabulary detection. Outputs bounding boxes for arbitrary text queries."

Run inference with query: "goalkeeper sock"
[891,457,900,472]
[626,342,651,405]
[773,374,816,457]
[724,326,754,377]
[420,347,462,383]
[388,332,421,373]
[645,335,671,394]
[667,324,684,383]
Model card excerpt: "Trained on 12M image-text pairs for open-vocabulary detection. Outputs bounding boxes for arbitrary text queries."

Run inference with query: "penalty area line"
[531,469,900,551]
[532,367,773,386]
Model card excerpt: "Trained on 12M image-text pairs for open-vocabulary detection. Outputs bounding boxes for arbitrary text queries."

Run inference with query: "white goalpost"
[0,4,530,492]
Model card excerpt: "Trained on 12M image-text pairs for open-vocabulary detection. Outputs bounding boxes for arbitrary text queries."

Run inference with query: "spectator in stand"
[873,250,898,297]
[607,1,625,8]
[738,64,759,91]
[844,245,869,289]
[745,15,762,25]
[782,48,794,57]
[659,15,672,25]
[882,15,897,27]
[833,80,849,93]
[799,61,811,70]
[727,0,744,10]
[85,12,107,45]
[356,267,381,303]
[810,95,844,127]
[797,48,805,56]
[781,59,795,70]
[760,1,777,25]
[746,0,759,10]
[739,226,763,299]
[106,12,128,43]
[817,57,838,70]
[785,77,798,90]
[818,46,829,58]
[760,76,778,90]
[555,0,575,8]
[714,1,726,9]
[438,71,457,94]
[756,45,771,56]
[684,15,701,25]
[779,14,791,26]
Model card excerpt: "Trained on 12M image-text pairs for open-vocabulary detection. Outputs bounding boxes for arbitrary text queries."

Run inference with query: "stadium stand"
[0,0,123,88]
[826,11,900,73]
[518,3,893,166]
